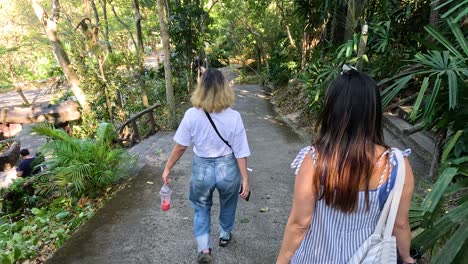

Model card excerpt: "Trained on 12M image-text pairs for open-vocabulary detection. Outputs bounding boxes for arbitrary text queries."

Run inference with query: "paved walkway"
[39,68,426,263]
[46,73,305,264]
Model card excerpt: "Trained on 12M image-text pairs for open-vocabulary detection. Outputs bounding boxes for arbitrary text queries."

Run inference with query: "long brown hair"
[313,69,387,213]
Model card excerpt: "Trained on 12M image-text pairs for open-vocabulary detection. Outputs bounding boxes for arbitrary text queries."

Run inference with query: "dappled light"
[0,0,466,263]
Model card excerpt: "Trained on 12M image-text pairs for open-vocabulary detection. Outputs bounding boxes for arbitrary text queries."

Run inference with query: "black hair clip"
[341,64,358,75]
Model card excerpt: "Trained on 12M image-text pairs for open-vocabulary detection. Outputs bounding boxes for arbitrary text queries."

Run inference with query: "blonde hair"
[191,69,235,112]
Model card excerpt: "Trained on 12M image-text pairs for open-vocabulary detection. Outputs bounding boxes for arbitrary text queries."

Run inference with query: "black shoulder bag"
[204,111,232,149]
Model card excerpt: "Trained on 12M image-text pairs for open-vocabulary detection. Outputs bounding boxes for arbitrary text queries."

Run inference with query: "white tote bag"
[347,149,406,264]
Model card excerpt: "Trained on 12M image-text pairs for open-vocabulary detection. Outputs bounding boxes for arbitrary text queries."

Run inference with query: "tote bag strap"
[204,111,233,149]
[372,148,406,236]
[383,149,407,237]
[373,186,394,235]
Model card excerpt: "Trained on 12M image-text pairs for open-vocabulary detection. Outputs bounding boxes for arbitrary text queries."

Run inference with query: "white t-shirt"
[174,107,250,158]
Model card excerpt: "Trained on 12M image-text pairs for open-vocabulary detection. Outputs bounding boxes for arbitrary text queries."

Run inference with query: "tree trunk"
[344,0,355,41]
[256,44,262,77]
[2,100,80,124]
[90,0,100,25]
[276,0,296,49]
[429,0,439,27]
[330,5,338,44]
[132,0,144,51]
[344,0,367,41]
[29,0,90,112]
[100,0,113,53]
[156,0,176,129]
[301,31,309,69]
[356,24,368,70]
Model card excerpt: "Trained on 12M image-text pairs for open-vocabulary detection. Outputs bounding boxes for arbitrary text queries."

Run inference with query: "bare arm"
[393,157,416,264]
[16,170,24,177]
[236,157,250,199]
[161,143,188,184]
[277,153,316,264]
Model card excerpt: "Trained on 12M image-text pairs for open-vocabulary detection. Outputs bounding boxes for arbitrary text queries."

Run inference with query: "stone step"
[383,114,437,164]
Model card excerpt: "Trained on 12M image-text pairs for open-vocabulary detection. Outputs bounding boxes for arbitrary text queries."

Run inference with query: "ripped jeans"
[189,154,241,252]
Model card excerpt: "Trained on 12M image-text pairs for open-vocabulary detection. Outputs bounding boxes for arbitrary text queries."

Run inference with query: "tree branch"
[275,0,296,49]
[109,0,138,51]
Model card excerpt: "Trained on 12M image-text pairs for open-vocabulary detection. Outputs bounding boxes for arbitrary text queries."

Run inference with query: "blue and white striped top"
[290,146,410,264]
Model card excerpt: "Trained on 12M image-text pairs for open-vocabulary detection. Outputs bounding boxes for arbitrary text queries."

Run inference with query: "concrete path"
[46,77,304,264]
[45,68,428,264]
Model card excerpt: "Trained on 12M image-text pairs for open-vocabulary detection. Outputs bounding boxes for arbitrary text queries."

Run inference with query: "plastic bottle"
[159,184,172,211]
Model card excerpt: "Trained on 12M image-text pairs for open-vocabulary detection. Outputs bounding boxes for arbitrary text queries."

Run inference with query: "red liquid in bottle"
[161,200,170,211]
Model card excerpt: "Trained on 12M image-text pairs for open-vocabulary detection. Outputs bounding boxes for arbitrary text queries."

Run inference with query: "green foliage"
[0,197,94,263]
[381,20,468,131]
[32,123,135,198]
[299,54,340,114]
[433,0,468,23]
[0,178,38,216]
[410,131,468,263]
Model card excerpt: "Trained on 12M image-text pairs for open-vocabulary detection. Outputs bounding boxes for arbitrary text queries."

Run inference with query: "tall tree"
[29,0,90,111]
[156,0,176,128]
[110,0,138,52]
[132,0,144,51]
[100,0,113,53]
[276,0,296,49]
[90,0,100,25]
[344,0,367,41]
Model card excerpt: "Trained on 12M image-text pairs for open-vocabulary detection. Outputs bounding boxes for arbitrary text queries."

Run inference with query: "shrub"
[32,123,136,198]
[0,197,94,263]
[0,177,38,216]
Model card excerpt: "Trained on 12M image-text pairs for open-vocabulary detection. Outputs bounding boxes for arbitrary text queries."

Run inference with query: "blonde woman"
[162,69,251,264]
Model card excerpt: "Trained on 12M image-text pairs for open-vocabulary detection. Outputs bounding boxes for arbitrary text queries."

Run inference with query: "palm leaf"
[424,25,463,59]
[430,222,468,264]
[381,75,413,108]
[447,70,459,109]
[420,167,458,213]
[410,77,430,121]
[439,0,468,22]
[33,124,80,150]
[413,200,468,249]
[442,131,464,162]
[447,19,468,57]
[96,123,116,147]
[423,77,442,122]
[452,7,468,23]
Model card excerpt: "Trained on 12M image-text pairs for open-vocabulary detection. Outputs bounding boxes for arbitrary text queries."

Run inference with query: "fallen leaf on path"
[154,148,163,155]
[240,217,250,223]
[260,207,269,212]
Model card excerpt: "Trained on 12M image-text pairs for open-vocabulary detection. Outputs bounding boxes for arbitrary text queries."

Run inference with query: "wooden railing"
[117,103,161,147]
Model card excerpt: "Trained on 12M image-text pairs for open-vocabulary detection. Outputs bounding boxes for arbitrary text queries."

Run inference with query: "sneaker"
[197,252,212,264]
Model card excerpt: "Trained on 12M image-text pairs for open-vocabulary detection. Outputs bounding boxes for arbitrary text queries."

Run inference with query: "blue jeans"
[189,154,241,252]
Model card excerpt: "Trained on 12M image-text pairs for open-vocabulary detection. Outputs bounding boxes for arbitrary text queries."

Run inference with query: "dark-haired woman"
[277,66,416,264]
[162,69,250,264]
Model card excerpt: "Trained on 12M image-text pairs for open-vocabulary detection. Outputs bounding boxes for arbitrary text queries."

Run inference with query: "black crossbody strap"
[204,111,233,149]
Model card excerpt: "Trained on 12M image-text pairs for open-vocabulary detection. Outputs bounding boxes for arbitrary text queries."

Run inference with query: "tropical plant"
[380,19,468,128]
[433,0,468,23]
[409,131,468,264]
[0,197,94,263]
[300,55,340,112]
[380,16,468,264]
[0,177,38,215]
[32,123,135,198]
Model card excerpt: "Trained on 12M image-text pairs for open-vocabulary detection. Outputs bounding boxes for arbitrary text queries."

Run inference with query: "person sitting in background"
[16,148,37,178]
